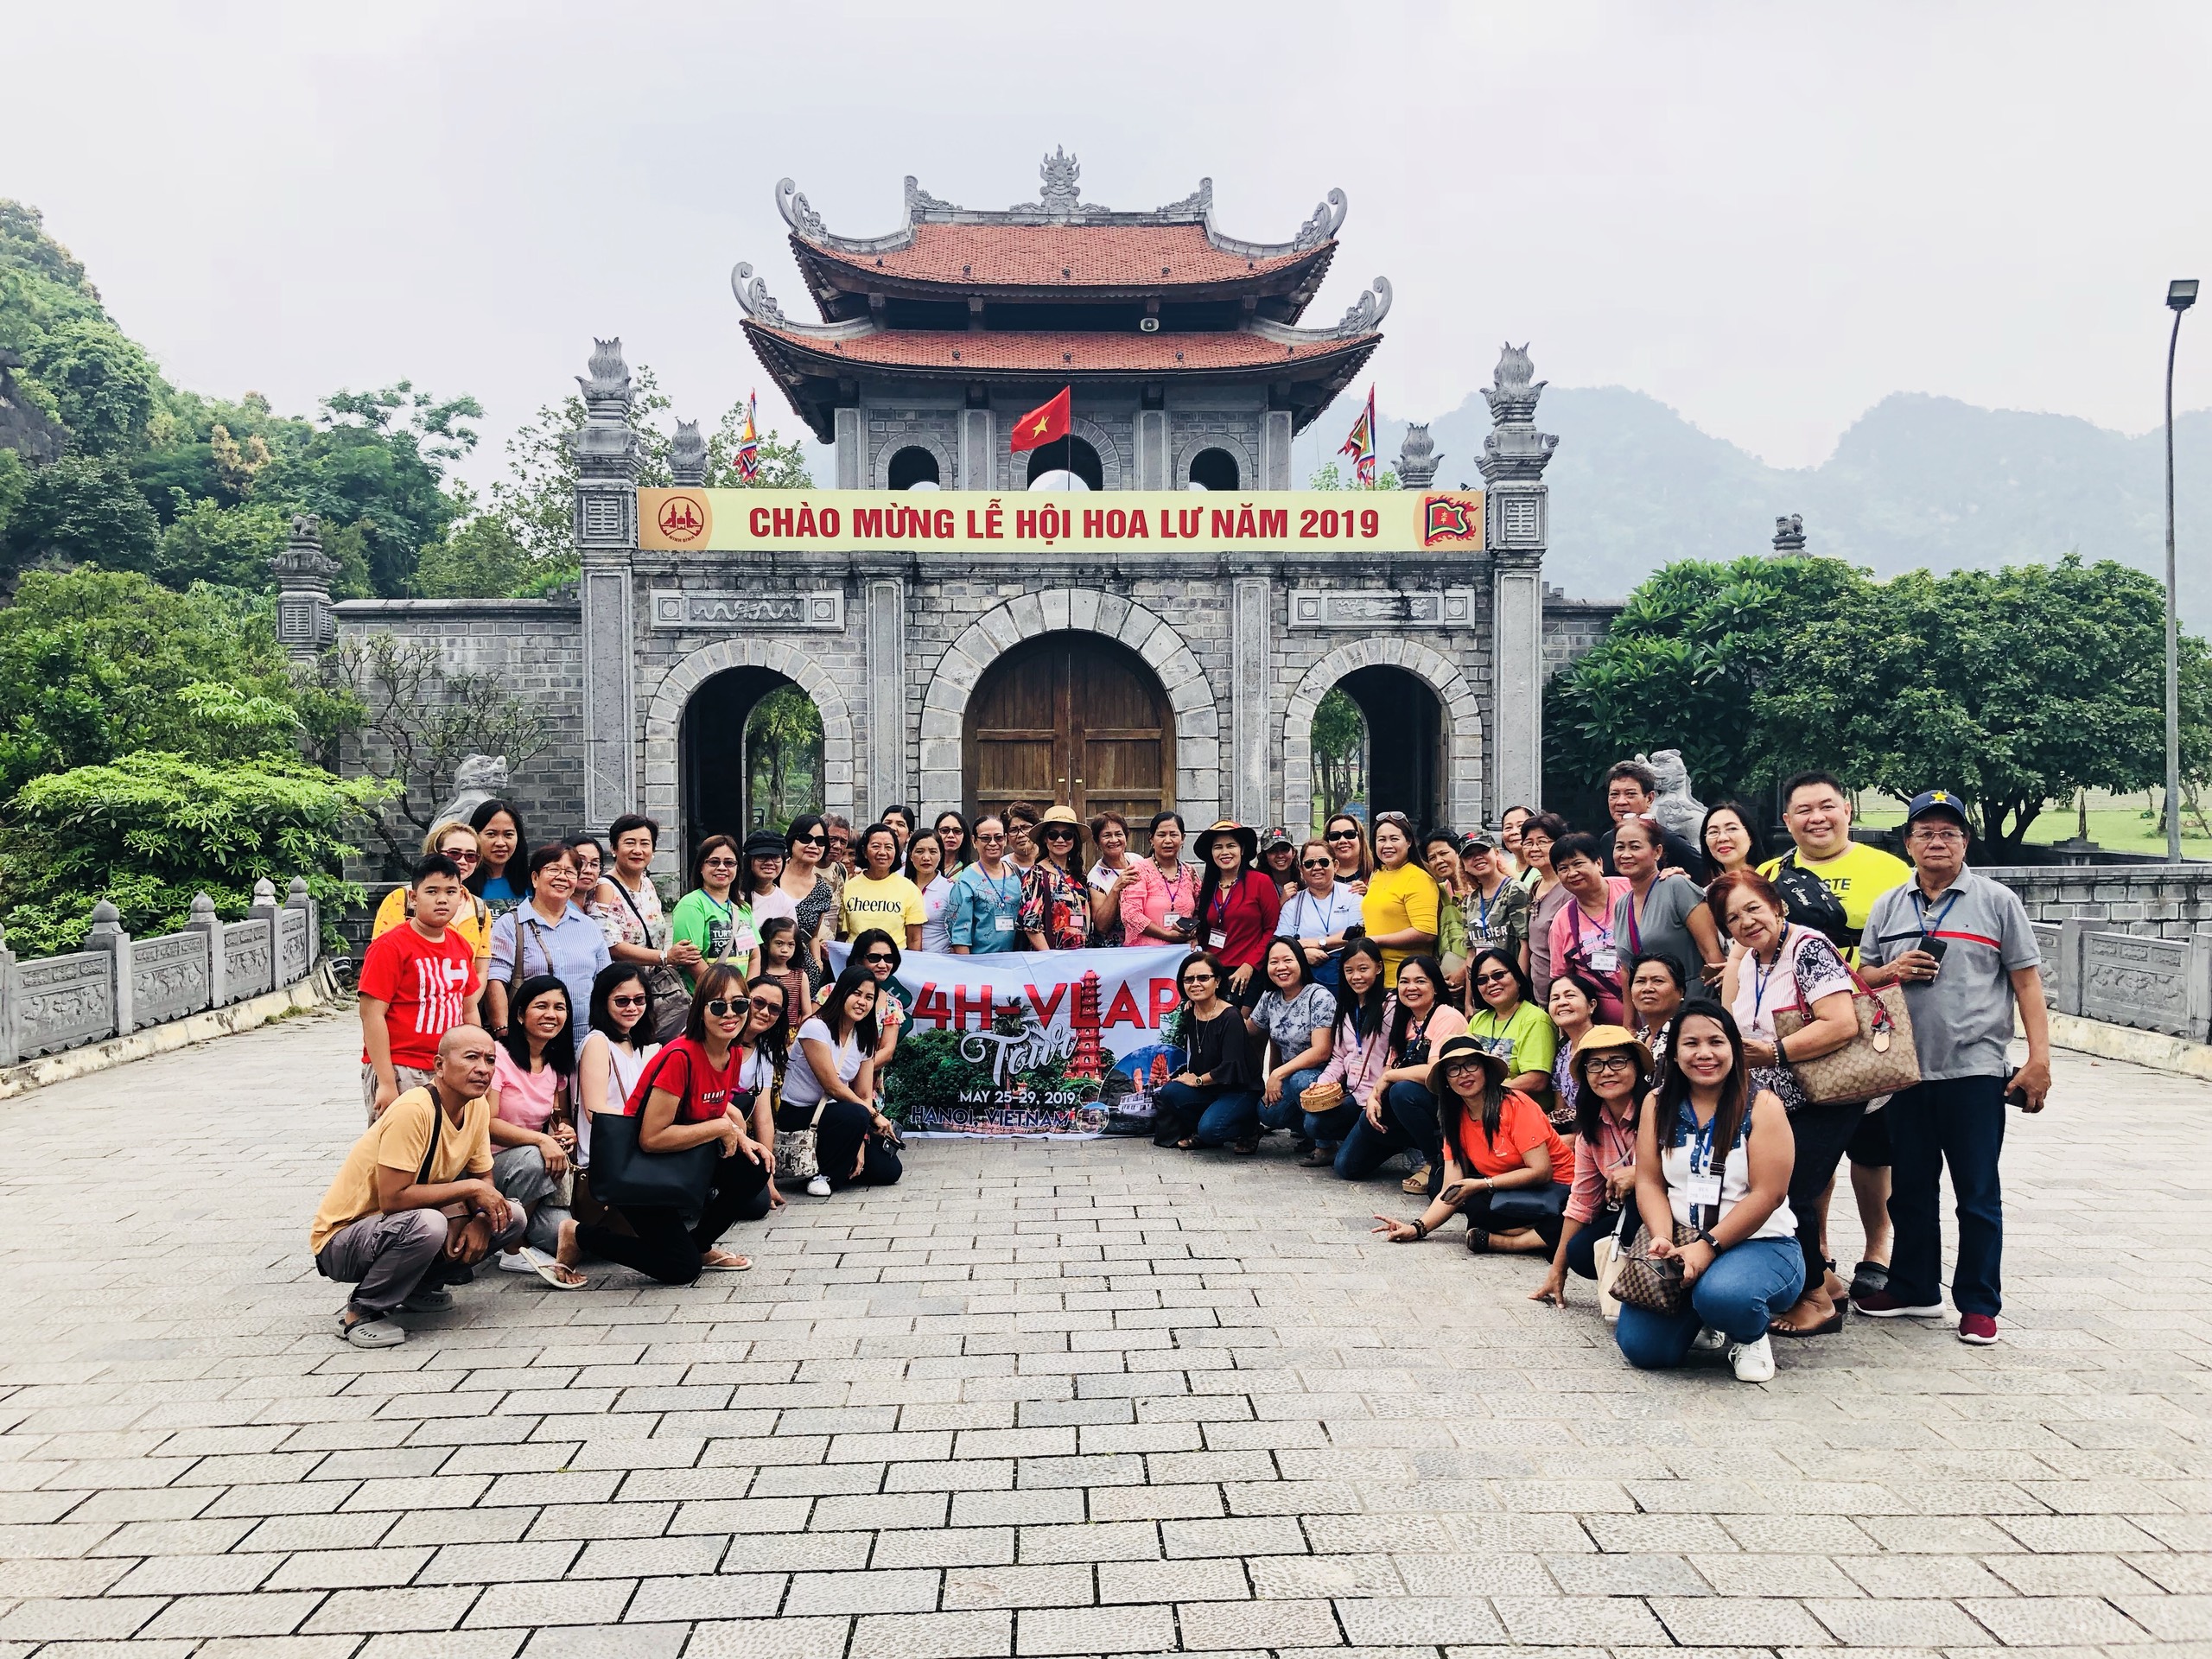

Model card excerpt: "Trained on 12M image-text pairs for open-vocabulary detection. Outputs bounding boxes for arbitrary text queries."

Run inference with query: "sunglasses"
[747,994,781,1012]
[1325,829,1360,842]
[442,848,480,864]
[1042,828,1077,841]
[1300,858,1332,869]
[704,999,741,1017]
[976,832,1007,843]
[797,832,827,844]
[1180,972,1217,987]
[862,952,895,965]
[1476,971,1514,986]
[702,856,738,868]
[609,994,648,1008]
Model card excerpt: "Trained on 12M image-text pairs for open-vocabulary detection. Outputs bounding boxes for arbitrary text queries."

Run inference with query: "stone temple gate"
[317,156,1611,872]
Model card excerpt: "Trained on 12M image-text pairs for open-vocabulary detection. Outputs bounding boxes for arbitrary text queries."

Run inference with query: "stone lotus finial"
[1482,342,1547,424]
[288,876,312,904]
[87,899,121,934]
[576,339,633,425]
[251,877,279,907]
[1478,342,1560,484]
[669,420,709,486]
[189,893,217,922]
[1395,423,1442,488]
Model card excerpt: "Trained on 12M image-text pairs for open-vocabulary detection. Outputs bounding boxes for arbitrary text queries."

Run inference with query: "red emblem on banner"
[657,493,709,545]
[1421,493,1481,548]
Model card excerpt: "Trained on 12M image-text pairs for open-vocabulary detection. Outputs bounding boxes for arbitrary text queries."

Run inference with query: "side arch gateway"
[641,637,858,863]
[918,589,1221,823]
[1283,639,1484,835]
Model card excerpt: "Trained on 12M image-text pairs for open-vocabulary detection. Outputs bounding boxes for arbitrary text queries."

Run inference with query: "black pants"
[792,1098,904,1189]
[579,1152,771,1285]
[1461,1179,1572,1249]
[1786,1098,1866,1294]
[1564,1205,1627,1278]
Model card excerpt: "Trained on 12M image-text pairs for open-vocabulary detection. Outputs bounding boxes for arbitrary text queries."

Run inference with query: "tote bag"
[586,1047,719,1210]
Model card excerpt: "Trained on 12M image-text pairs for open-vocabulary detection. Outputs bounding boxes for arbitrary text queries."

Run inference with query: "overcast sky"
[11,2,2210,486]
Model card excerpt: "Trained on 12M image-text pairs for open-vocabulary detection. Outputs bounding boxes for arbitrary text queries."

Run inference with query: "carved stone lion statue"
[435,754,512,832]
[1639,749,1706,842]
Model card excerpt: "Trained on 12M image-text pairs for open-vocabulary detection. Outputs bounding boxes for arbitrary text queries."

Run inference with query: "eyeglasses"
[1583,1054,1637,1074]
[747,994,781,1012]
[862,952,895,965]
[1300,858,1332,869]
[1324,829,1360,842]
[702,856,737,868]
[442,848,480,865]
[1910,826,1967,843]
[609,993,648,1008]
[976,832,1006,843]
[1444,1058,1484,1074]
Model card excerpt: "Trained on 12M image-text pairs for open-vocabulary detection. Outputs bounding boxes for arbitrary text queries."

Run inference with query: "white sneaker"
[1690,1325,1727,1353]
[806,1175,832,1197]
[1728,1334,1777,1382]
[497,1249,537,1273]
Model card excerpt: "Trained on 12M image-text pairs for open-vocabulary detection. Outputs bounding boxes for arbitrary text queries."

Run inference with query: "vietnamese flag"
[1009,386,1072,453]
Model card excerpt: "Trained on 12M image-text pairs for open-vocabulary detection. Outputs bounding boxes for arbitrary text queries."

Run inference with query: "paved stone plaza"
[3,1011,2210,1658]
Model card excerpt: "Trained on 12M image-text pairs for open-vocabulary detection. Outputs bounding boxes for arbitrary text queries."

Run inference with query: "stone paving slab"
[0,1006,2209,1656]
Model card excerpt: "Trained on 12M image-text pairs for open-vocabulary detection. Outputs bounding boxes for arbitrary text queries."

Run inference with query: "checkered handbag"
[1773,966,1921,1106]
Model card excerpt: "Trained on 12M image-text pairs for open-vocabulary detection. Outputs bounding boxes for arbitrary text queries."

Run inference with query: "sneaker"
[401,1284,453,1311]
[1853,1287,1944,1318]
[1957,1313,1999,1345]
[805,1174,832,1197]
[338,1312,404,1349]
[1400,1164,1433,1195]
[1728,1334,1777,1382]
[1691,1325,1728,1353]
[496,1250,537,1273]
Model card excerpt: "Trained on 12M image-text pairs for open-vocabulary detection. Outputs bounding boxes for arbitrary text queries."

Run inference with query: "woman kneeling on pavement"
[783,965,905,1194]
[564,963,770,1284]
[1248,937,1338,1152]
[1531,1025,1651,1308]
[486,974,588,1288]
[1370,1033,1573,1255]
[1302,938,1389,1166]
[1614,1001,1800,1382]
[1332,954,1467,1190]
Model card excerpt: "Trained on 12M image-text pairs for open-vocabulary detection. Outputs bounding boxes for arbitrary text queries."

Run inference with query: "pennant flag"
[1339,385,1377,486]
[1009,386,1073,454]
[734,391,761,482]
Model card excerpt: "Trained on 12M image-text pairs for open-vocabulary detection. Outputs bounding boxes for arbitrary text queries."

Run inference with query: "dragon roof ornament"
[774,163,1347,259]
[730,262,880,340]
[1246,276,1390,344]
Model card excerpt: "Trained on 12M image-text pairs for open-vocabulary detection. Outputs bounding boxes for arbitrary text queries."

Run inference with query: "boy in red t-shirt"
[359,855,481,1121]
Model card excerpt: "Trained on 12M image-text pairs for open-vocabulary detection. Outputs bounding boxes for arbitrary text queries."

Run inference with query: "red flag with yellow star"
[1009,386,1072,453]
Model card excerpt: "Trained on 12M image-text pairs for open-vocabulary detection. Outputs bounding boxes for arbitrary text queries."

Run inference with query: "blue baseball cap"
[1904,789,1969,830]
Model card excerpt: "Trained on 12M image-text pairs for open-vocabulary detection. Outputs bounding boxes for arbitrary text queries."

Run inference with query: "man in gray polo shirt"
[1855,789,2050,1344]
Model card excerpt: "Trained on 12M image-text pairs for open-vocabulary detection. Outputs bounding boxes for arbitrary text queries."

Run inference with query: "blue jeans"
[1257,1066,1324,1134]
[1332,1080,1441,1181]
[1191,1089,1262,1147]
[1305,1098,1360,1147]
[1614,1235,1805,1369]
[1886,1075,2006,1316]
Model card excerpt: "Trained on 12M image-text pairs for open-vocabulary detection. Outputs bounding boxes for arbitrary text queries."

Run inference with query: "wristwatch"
[1695,1226,1719,1250]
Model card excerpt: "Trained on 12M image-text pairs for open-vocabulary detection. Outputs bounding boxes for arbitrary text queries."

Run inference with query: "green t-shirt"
[670,889,758,991]
[1467,998,1558,1086]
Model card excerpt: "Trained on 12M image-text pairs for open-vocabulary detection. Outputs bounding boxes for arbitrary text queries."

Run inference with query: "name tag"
[1164,912,1184,931]
[1687,1173,1723,1208]
[1588,948,1619,973]
[994,915,1015,934]
[1207,928,1229,950]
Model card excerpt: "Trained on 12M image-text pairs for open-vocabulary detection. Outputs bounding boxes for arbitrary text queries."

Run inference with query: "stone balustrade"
[1,877,322,1066]
[1988,862,2212,940]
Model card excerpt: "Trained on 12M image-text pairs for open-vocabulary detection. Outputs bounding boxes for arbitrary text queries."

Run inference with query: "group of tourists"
[321,766,2050,1385]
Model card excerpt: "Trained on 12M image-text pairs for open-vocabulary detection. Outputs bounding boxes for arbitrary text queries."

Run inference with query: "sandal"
[1231,1136,1259,1155]
[1770,1298,1845,1338]
[1401,1164,1433,1195]
[698,1250,753,1272]
[512,1248,587,1290]
[1300,1146,1333,1167]
[1465,1228,1491,1254]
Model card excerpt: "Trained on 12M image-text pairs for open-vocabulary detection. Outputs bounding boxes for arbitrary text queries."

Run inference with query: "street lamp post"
[2166,277,2197,862]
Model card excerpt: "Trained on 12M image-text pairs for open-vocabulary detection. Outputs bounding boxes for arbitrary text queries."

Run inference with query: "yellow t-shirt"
[309,1086,492,1255]
[840,873,925,941]
[1758,840,1913,955]
[372,885,493,959]
[1362,861,1442,987]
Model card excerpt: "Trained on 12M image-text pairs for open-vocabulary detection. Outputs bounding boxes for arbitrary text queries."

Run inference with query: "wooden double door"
[964,632,1173,842]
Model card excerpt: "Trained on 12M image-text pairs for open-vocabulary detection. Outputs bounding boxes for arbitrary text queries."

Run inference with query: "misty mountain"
[1376,390,2212,626]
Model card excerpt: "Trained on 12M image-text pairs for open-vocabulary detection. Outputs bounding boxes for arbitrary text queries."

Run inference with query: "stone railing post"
[572,339,642,833]
[86,899,132,1038]
[0,922,17,1066]
[2190,931,2212,1044]
[188,893,226,1009]
[248,877,281,997]
[2053,918,2086,1018]
[285,876,315,978]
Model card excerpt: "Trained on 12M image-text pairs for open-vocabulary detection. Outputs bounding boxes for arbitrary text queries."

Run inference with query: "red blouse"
[1201,870,1284,969]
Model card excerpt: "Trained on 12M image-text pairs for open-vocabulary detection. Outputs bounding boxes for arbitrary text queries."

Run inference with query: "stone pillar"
[1262,410,1294,490]
[1395,423,1441,489]
[1230,577,1273,824]
[1478,344,1560,820]
[188,893,226,1010]
[1771,513,1806,554]
[571,340,642,831]
[0,922,18,1066]
[287,875,319,973]
[270,514,337,665]
[1135,410,1169,490]
[247,878,281,999]
[835,407,863,488]
[86,899,131,1038]
[958,409,996,489]
[867,579,907,818]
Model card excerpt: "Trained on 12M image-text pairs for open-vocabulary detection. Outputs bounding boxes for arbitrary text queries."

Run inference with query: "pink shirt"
[491,1047,564,1133]
[1121,859,1200,947]
[1566,1103,1639,1224]
[1547,878,1633,1025]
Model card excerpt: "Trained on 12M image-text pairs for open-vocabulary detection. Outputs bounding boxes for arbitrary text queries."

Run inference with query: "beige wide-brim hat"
[1570,1024,1654,1094]
[1192,819,1260,861]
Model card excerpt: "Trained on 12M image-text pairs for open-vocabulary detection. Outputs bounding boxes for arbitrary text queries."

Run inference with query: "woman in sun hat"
[1529,1023,1652,1312]
[1190,820,1282,1007]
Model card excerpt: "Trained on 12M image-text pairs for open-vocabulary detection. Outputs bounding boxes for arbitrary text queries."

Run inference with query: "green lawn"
[1856,794,2212,861]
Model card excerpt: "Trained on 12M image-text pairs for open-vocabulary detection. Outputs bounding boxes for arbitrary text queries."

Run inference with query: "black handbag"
[586,1049,720,1211]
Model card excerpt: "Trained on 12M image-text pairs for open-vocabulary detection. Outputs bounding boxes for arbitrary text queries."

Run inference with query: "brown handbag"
[1611,1093,1742,1319]
[1772,962,1922,1106]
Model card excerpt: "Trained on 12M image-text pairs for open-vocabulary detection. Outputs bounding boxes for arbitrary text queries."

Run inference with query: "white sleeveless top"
[1657,1096,1795,1242]
[576,1031,661,1163]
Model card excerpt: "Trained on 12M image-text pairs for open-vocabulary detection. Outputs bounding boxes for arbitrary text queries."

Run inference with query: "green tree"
[1311,686,1367,830]
[412,508,534,599]
[1544,555,1872,811]
[1763,555,2212,852]
[155,497,289,590]
[0,750,385,956]
[0,203,161,456]
[0,448,26,543]
[1307,459,1400,491]
[0,454,161,578]
[745,685,823,827]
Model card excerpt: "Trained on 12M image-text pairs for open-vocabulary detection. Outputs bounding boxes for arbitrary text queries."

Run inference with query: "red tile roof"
[798,222,1319,289]
[746,325,1374,373]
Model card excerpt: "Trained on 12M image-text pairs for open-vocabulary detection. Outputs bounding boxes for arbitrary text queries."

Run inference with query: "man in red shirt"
[359,855,481,1122]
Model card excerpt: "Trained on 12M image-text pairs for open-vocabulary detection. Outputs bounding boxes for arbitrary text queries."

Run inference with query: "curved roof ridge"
[1246,276,1393,343]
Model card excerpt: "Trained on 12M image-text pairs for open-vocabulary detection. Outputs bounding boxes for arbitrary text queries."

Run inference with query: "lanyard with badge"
[1161,865,1193,935]
[1913,888,1961,942]
[1207,880,1236,951]
[979,866,1020,936]
[1571,899,1620,976]
[1684,1103,1728,1211]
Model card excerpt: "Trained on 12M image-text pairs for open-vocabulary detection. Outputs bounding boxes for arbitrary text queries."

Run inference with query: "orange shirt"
[1449,1088,1570,1180]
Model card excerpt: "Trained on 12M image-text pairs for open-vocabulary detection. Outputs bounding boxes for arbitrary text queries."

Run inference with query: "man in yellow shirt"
[1758,771,1914,1306]
[310,1026,524,1347]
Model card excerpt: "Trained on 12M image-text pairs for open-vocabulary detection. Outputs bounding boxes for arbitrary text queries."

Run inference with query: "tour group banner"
[639,487,1485,556]
[823,942,1194,1139]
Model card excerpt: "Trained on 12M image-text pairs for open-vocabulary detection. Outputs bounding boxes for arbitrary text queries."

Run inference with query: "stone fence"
[0,877,322,1066]
[1988,863,2212,941]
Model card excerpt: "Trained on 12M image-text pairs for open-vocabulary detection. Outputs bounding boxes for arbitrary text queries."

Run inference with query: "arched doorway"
[1026,435,1103,491]
[1187,447,1239,491]
[1318,666,1443,831]
[963,632,1173,840]
[887,446,940,490]
[680,666,824,867]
